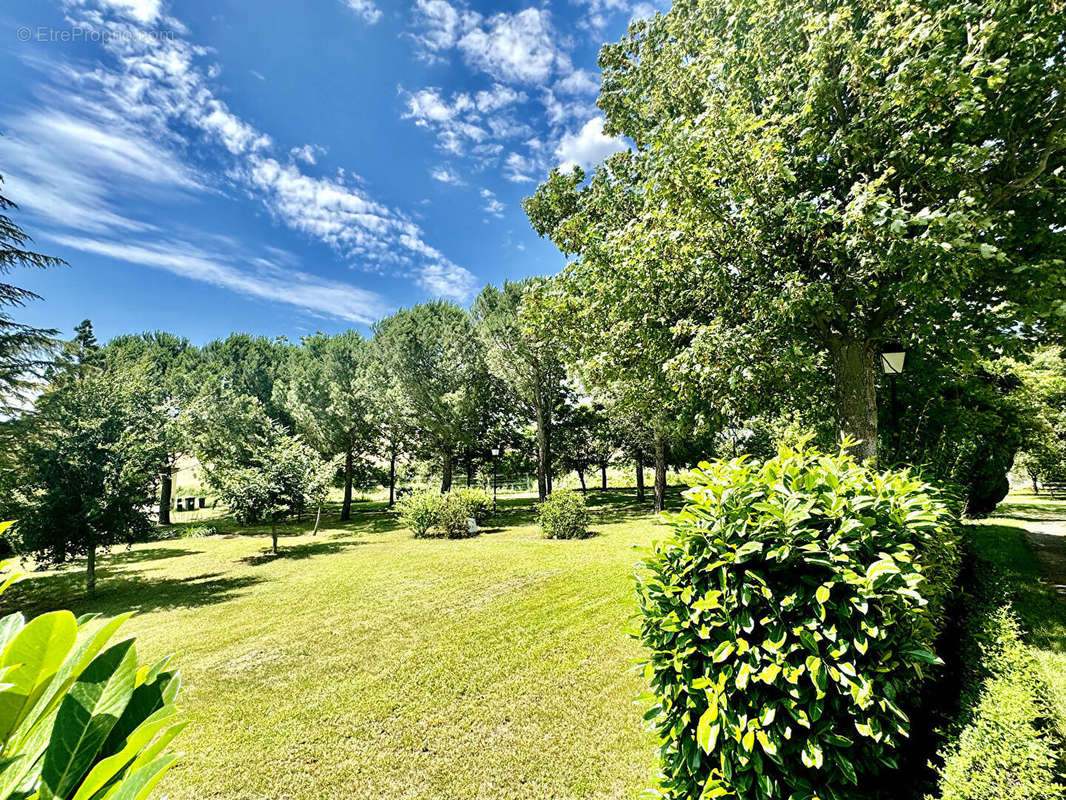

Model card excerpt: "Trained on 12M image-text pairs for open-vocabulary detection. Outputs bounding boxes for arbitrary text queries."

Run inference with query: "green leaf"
[0,611,78,742]
[41,639,138,798]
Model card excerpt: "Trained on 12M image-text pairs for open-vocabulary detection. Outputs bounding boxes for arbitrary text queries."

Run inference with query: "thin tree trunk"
[653,430,667,513]
[828,335,879,466]
[534,399,549,501]
[159,466,173,525]
[601,463,608,490]
[578,470,586,493]
[312,505,321,536]
[466,458,474,488]
[388,447,397,507]
[635,456,645,502]
[271,521,278,554]
[86,540,96,597]
[341,446,354,521]
[441,451,453,493]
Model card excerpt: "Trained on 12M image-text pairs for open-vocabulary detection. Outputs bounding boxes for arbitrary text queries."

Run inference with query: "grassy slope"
[1,493,664,800]
[968,494,1066,739]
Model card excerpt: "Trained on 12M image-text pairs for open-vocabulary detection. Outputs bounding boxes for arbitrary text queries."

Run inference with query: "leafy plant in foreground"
[0,534,185,799]
[536,490,591,540]
[634,441,960,800]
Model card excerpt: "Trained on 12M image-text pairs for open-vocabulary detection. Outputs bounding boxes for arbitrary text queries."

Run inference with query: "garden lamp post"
[880,346,907,456]
[491,446,500,512]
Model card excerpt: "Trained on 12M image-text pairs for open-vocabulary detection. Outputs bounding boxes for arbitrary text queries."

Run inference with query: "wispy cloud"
[48,233,390,323]
[343,0,383,24]
[480,188,504,218]
[10,0,478,303]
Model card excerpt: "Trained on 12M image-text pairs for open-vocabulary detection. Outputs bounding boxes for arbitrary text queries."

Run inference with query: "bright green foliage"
[536,491,591,540]
[398,489,486,539]
[935,610,1062,800]
[435,493,475,540]
[397,489,442,538]
[0,553,184,800]
[12,366,167,594]
[634,442,960,800]
[449,488,492,525]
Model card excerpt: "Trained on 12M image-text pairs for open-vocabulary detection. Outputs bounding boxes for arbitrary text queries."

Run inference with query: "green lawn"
[1,492,663,800]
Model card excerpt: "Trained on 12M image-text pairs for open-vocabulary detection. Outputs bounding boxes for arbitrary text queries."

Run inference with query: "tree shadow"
[103,547,204,565]
[238,539,370,566]
[0,569,265,620]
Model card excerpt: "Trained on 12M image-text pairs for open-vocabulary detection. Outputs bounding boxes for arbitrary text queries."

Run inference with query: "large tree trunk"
[388,447,397,507]
[158,466,173,525]
[828,336,879,466]
[653,430,667,513]
[341,447,354,521]
[441,451,453,493]
[635,456,645,502]
[86,540,96,597]
[601,463,608,490]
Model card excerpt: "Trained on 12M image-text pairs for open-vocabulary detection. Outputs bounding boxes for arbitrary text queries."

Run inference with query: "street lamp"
[880,346,907,455]
[490,446,501,513]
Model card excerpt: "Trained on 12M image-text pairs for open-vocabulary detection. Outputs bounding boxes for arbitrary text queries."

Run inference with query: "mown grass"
[968,494,1066,740]
[0,490,666,800]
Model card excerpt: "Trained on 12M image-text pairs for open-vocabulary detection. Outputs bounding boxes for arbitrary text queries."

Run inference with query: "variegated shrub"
[634,442,960,800]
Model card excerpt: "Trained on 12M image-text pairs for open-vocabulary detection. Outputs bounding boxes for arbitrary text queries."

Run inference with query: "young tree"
[13,365,165,595]
[527,0,1066,465]
[373,302,497,492]
[0,177,63,409]
[473,280,568,500]
[187,392,333,553]
[278,331,376,521]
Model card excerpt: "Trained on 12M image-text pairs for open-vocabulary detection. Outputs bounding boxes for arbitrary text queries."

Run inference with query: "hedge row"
[634,442,961,800]
[931,549,1064,800]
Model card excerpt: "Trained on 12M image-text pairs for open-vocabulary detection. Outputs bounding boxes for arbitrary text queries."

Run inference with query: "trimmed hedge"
[931,551,1064,800]
[634,442,961,800]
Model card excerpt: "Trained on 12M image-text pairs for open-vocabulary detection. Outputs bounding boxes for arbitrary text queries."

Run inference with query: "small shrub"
[451,487,492,523]
[635,441,960,800]
[436,492,477,539]
[397,489,442,538]
[184,524,218,538]
[537,490,591,539]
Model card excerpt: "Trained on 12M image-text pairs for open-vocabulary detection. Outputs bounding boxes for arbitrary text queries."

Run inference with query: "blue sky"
[0,0,652,344]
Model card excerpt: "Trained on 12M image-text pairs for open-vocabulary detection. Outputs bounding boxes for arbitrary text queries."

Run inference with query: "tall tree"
[373,302,496,492]
[199,333,294,427]
[473,280,568,500]
[13,364,165,595]
[528,0,1066,465]
[0,177,64,409]
[102,331,200,525]
[278,331,376,521]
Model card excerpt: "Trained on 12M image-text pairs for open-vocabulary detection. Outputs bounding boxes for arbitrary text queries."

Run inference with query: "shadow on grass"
[104,546,204,565]
[238,539,371,566]
[0,568,264,620]
[968,522,1066,656]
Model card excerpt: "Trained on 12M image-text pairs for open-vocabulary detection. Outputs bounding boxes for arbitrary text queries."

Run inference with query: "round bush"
[397,488,442,538]
[635,442,960,800]
[536,490,591,539]
[451,487,492,524]
[436,492,478,538]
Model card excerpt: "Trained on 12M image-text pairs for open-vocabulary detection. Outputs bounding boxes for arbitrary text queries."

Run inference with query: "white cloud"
[417,261,478,301]
[480,188,504,218]
[556,69,599,95]
[343,0,383,24]
[503,152,537,183]
[457,8,562,86]
[48,233,389,323]
[42,0,471,299]
[0,105,200,234]
[290,144,326,164]
[475,83,526,113]
[430,166,466,185]
[555,116,626,171]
